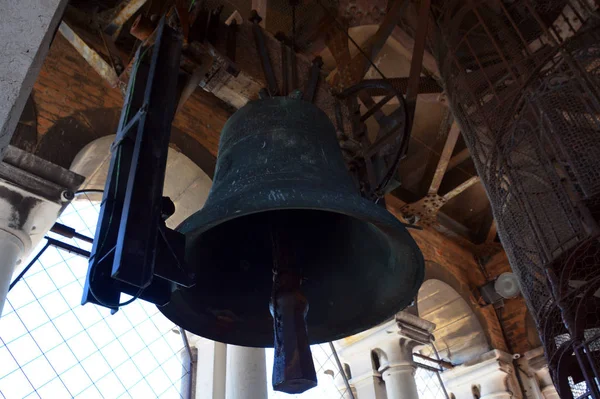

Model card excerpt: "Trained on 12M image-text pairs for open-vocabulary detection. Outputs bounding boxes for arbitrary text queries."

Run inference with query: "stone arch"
[371,348,386,372]
[70,135,212,228]
[416,261,492,364]
[32,107,217,179]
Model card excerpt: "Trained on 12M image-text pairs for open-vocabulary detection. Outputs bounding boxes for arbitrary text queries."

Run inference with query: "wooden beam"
[404,0,431,108]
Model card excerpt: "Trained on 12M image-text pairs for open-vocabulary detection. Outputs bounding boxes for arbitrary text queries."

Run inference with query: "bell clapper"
[269,214,318,394]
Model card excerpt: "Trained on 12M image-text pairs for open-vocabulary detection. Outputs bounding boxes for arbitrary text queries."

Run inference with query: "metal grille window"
[414,355,447,399]
[0,197,190,399]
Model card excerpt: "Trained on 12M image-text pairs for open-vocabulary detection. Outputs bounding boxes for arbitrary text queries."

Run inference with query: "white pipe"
[0,229,24,317]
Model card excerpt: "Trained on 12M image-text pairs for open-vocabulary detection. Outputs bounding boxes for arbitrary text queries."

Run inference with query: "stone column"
[442,350,523,399]
[378,312,436,399]
[0,147,84,318]
[351,372,387,399]
[522,348,559,399]
[0,230,24,316]
[1,0,68,158]
[226,345,267,399]
[334,311,435,399]
[193,337,227,399]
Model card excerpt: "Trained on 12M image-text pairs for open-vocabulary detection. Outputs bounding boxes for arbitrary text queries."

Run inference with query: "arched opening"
[69,135,213,228]
[417,279,490,364]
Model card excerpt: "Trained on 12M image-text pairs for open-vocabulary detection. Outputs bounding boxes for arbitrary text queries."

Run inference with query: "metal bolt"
[61,190,75,201]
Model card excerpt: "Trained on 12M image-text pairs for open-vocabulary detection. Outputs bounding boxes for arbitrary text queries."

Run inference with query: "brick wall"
[386,201,509,353]
[484,251,541,354]
[29,34,230,169]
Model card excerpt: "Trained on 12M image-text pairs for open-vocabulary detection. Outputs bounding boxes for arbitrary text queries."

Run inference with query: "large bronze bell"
[158,97,424,393]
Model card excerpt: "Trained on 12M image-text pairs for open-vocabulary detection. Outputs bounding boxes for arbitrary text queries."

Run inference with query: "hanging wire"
[329,342,356,399]
[75,189,105,195]
[429,343,451,399]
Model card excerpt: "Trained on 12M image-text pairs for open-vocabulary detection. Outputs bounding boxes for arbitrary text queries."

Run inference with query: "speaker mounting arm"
[82,19,193,313]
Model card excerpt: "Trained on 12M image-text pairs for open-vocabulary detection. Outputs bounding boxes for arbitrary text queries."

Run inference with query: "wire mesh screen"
[433,0,600,397]
[413,355,447,399]
[0,197,190,399]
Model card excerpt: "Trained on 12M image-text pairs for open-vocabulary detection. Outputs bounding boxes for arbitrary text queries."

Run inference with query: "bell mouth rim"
[162,186,425,347]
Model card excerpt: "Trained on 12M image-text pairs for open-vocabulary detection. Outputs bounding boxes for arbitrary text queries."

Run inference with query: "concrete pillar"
[194,338,226,399]
[226,345,267,399]
[521,348,559,399]
[442,350,523,399]
[0,0,68,158]
[0,230,24,316]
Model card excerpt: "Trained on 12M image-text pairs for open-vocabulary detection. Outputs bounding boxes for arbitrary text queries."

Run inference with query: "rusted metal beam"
[250,10,279,96]
[426,121,461,195]
[326,0,408,89]
[338,0,388,27]
[363,77,442,97]
[357,0,407,79]
[447,147,471,171]
[442,175,480,200]
[198,15,338,118]
[405,0,432,114]
[59,22,121,89]
[391,26,439,77]
[104,0,149,40]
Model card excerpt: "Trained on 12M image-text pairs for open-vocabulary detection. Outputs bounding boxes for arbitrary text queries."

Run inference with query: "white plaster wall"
[418,279,490,364]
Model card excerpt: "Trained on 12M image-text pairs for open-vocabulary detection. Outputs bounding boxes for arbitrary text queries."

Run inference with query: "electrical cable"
[75,189,105,195]
[329,342,356,399]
